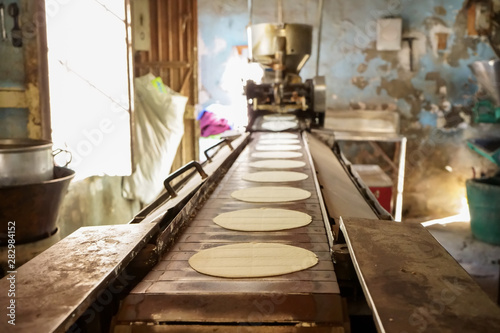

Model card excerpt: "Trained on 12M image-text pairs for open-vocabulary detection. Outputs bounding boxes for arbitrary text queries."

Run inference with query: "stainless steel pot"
[0,139,54,187]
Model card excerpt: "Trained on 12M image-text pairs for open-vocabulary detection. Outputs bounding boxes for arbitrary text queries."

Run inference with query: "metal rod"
[315,0,324,77]
[395,137,407,222]
[124,0,136,171]
[163,161,208,198]
[248,0,252,25]
[277,0,283,24]
[0,4,7,41]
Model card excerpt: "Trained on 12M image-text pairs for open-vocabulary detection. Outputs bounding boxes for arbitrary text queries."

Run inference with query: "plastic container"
[466,176,500,245]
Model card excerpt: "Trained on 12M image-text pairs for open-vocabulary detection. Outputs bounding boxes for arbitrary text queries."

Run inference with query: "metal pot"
[0,166,75,245]
[0,139,54,187]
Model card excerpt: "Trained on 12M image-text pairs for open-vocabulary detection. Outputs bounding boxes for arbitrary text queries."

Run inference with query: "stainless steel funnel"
[469,60,500,105]
[247,23,312,75]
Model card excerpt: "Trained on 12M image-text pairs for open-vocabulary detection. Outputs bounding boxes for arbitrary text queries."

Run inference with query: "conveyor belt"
[114,132,345,332]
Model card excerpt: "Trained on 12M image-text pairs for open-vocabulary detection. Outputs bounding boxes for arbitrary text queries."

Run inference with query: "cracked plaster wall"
[199,0,500,219]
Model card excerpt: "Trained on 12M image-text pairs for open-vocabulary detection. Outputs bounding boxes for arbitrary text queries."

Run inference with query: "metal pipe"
[124,0,135,170]
[277,0,283,25]
[315,0,324,77]
[248,0,252,25]
[0,4,7,41]
[395,137,407,222]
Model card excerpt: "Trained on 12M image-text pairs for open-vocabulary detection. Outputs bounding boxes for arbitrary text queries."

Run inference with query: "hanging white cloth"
[122,73,187,204]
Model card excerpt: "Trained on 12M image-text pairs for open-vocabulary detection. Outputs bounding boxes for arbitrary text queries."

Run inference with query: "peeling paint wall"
[318,0,500,218]
[199,0,500,219]
[316,0,498,116]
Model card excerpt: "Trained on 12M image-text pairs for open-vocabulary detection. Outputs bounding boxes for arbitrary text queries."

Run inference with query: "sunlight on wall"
[219,46,263,129]
[421,197,471,227]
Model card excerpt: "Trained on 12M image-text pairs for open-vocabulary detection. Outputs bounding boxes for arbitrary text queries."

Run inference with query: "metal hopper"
[247,23,312,75]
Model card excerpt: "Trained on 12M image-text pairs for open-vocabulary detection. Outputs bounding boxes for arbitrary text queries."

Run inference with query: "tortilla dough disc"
[242,171,308,183]
[256,144,301,151]
[248,159,306,169]
[213,208,312,232]
[260,133,298,140]
[261,120,297,131]
[251,151,303,159]
[258,139,300,145]
[231,186,311,203]
[188,243,318,278]
[263,114,297,121]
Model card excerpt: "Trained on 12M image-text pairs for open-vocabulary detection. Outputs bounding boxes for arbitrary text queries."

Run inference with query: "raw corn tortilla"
[213,208,312,231]
[248,159,306,169]
[261,120,297,131]
[263,114,297,121]
[231,186,311,203]
[260,133,298,140]
[258,139,300,145]
[188,243,318,278]
[255,144,301,151]
[251,151,303,159]
[242,171,308,183]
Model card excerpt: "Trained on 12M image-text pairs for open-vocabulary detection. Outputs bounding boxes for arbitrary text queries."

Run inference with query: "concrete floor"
[422,221,500,304]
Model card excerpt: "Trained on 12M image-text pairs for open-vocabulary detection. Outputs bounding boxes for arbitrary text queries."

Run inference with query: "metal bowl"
[0,167,74,245]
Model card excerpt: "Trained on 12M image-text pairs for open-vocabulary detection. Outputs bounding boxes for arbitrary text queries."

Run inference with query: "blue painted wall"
[0,108,28,138]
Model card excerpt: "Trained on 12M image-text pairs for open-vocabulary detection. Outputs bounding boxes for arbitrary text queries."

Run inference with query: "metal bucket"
[466,176,500,245]
[0,166,75,245]
[0,139,54,187]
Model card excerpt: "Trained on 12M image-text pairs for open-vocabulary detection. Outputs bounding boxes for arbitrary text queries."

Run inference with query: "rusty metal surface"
[113,324,345,333]
[307,133,379,220]
[118,293,342,324]
[0,224,157,333]
[340,217,500,333]
[115,132,343,329]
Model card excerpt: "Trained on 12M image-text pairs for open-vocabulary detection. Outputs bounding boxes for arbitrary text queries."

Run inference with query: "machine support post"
[316,0,324,77]
[248,0,252,25]
[278,0,283,25]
